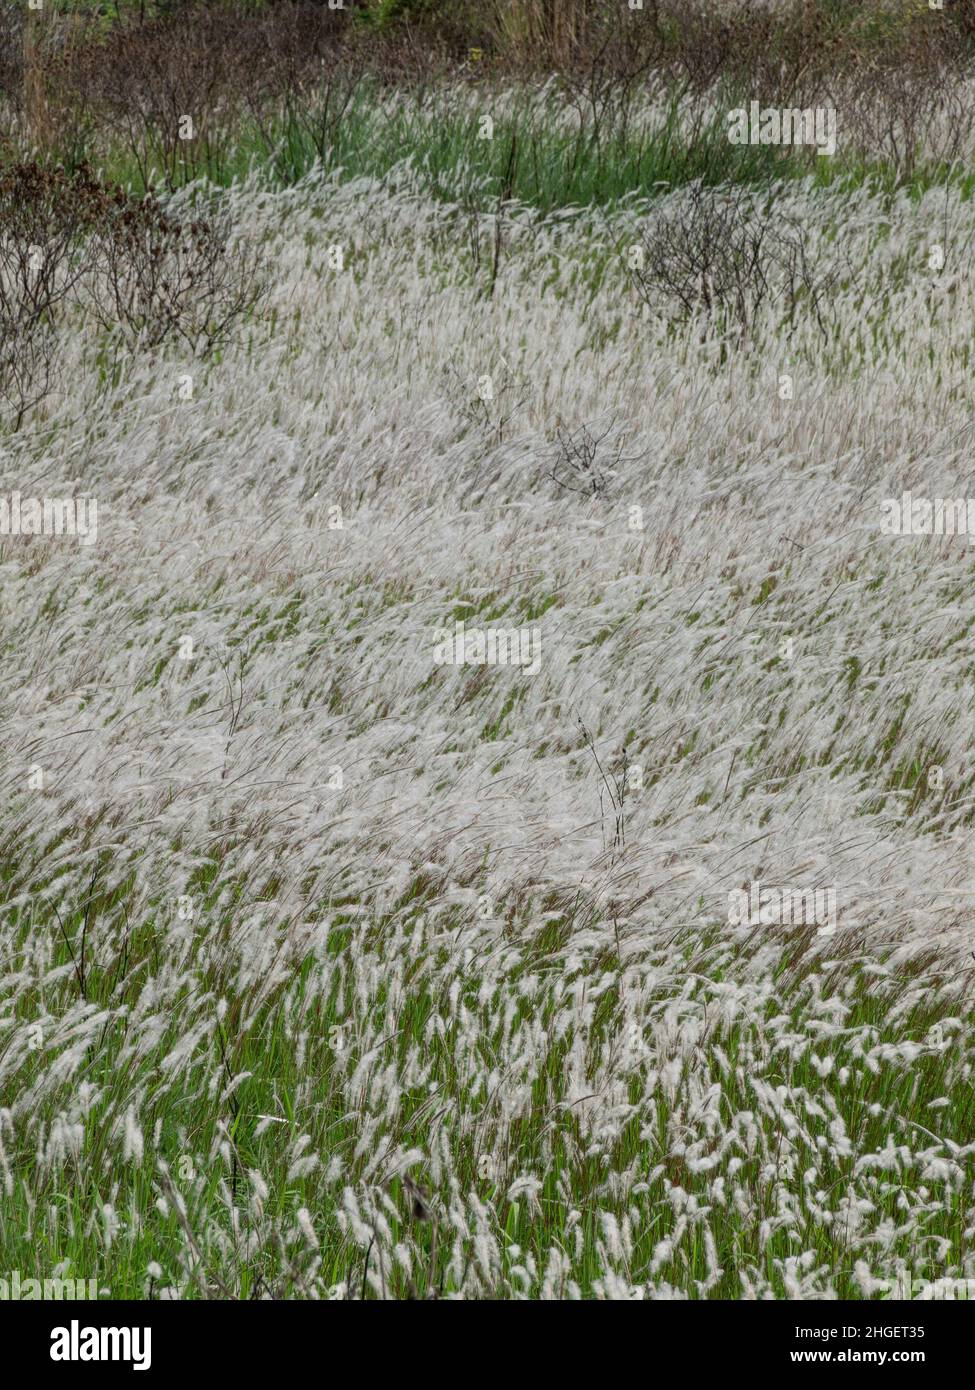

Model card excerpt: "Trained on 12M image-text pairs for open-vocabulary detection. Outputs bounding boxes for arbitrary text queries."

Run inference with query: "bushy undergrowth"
[4,2,975,199]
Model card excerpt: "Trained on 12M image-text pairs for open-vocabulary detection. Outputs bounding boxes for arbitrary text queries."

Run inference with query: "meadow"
[2,0,975,1300]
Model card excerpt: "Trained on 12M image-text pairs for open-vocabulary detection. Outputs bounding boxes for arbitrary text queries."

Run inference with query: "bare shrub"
[841,49,975,179]
[0,160,265,426]
[546,420,636,499]
[0,162,105,427]
[84,191,267,353]
[550,5,667,168]
[67,6,248,189]
[628,181,841,344]
[243,36,367,178]
[948,0,975,40]
[442,359,532,445]
[0,318,58,430]
[50,3,369,187]
[0,2,21,109]
[0,162,104,315]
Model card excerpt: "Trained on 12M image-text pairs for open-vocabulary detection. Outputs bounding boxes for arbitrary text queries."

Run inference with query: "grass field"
[2,1,975,1301]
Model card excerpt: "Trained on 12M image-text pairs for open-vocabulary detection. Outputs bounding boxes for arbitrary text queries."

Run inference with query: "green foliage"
[354,0,442,31]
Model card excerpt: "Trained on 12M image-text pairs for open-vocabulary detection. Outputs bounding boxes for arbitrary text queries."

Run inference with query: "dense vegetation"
[2,2,975,1302]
